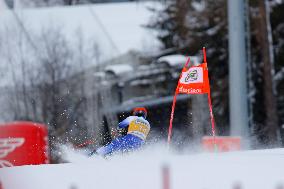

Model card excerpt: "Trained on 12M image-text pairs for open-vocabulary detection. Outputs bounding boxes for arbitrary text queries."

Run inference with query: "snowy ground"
[1,146,284,189]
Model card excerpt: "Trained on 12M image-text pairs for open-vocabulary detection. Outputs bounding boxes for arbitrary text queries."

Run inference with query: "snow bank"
[0,0,7,10]
[1,147,284,189]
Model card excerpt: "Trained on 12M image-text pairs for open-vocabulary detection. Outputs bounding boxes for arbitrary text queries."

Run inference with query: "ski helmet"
[132,107,147,118]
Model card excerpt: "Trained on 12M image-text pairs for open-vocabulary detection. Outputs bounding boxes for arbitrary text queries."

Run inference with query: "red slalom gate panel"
[202,136,241,152]
[0,121,49,168]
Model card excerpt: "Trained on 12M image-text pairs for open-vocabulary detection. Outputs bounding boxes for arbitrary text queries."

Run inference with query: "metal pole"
[228,0,249,137]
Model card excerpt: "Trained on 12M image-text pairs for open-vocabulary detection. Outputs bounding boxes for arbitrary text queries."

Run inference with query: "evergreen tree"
[146,0,190,49]
[271,1,284,145]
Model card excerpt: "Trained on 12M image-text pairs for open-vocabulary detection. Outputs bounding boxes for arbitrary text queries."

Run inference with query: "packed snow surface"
[1,147,284,189]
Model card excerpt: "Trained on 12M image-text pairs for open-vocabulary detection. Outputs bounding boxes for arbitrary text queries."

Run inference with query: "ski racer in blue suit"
[95,107,150,156]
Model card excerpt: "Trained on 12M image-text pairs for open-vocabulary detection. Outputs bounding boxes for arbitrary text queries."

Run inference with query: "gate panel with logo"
[202,136,241,152]
[0,121,49,168]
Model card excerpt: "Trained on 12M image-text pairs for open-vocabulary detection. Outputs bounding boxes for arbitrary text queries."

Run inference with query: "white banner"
[179,67,203,84]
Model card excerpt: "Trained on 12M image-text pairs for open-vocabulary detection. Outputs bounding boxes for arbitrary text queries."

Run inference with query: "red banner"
[177,62,210,95]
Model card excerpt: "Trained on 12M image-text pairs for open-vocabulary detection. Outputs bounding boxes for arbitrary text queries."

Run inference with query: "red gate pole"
[167,57,191,148]
[203,47,217,151]
[207,91,216,140]
[167,89,178,147]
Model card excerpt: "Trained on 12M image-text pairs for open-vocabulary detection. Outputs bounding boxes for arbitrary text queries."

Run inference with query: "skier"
[92,107,150,157]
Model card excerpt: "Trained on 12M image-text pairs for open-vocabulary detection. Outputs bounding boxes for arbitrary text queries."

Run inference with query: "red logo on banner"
[0,138,25,167]
[177,63,210,94]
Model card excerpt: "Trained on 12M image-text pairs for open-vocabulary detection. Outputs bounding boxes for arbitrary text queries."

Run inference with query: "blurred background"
[0,0,283,163]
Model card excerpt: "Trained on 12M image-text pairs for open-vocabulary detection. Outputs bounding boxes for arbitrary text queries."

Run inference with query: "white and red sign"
[179,67,204,84]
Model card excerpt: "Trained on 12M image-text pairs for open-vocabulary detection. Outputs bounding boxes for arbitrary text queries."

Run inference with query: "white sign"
[179,67,203,84]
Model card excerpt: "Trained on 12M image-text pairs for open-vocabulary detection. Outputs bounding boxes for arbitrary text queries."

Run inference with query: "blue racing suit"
[96,116,150,156]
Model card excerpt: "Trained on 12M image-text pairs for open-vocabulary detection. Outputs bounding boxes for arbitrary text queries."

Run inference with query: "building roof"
[105,64,133,75]
[157,55,200,67]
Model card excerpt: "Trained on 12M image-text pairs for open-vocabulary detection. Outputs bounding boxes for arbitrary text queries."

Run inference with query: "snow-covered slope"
[0,2,161,60]
[0,0,7,10]
[1,148,284,189]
